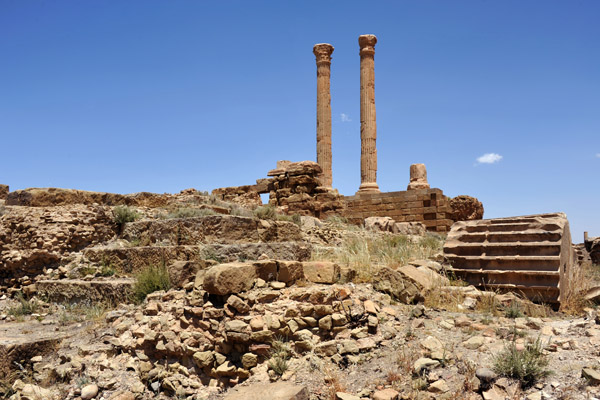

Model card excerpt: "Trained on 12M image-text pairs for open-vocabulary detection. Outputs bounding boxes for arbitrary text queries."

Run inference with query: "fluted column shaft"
[358,34,380,193]
[313,43,334,187]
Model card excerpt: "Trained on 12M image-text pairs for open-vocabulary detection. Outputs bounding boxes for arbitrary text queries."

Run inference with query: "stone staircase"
[443,213,575,305]
[34,215,312,304]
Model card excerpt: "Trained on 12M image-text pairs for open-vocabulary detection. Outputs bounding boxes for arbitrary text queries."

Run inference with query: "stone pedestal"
[357,35,380,193]
[313,43,334,188]
[407,163,430,190]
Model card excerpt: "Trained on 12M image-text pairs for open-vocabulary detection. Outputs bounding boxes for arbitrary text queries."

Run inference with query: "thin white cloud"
[596,153,600,158]
[476,153,503,164]
[340,113,351,122]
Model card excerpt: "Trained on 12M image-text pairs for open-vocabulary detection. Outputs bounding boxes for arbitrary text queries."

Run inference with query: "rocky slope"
[0,187,599,400]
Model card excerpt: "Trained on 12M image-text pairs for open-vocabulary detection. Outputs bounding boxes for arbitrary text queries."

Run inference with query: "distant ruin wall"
[0,184,8,200]
[343,188,453,233]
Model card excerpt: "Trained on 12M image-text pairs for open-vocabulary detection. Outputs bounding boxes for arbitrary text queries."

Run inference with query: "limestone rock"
[81,384,99,399]
[476,367,497,383]
[396,264,449,292]
[167,260,201,288]
[463,336,486,350]
[302,261,340,284]
[449,195,484,222]
[335,393,360,400]
[224,382,309,400]
[278,261,304,283]
[582,368,600,385]
[428,379,449,393]
[394,222,426,236]
[108,391,135,400]
[372,388,399,400]
[19,384,54,400]
[193,351,214,369]
[413,357,440,374]
[373,267,423,304]
[364,216,396,233]
[203,262,257,295]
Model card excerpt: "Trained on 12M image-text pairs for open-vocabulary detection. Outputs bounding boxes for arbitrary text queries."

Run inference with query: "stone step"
[451,268,560,288]
[448,230,562,244]
[37,278,134,304]
[84,242,311,273]
[445,255,561,271]
[121,215,302,246]
[444,242,562,257]
[460,222,562,234]
[481,283,560,304]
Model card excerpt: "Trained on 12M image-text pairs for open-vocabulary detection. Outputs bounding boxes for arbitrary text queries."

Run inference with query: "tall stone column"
[313,43,334,187]
[357,34,380,193]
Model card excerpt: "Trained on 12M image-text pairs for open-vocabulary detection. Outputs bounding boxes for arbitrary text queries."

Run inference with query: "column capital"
[313,43,334,64]
[359,34,377,56]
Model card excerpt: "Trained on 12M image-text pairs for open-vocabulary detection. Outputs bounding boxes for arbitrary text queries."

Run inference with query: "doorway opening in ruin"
[260,193,269,205]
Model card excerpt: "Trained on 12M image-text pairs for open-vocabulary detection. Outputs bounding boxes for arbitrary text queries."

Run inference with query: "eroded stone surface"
[407,164,430,190]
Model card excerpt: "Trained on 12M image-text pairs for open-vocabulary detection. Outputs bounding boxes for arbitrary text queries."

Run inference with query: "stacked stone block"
[263,161,345,218]
[343,188,452,233]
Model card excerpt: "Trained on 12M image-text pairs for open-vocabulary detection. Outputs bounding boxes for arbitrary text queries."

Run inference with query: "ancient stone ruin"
[213,35,483,233]
[1,33,596,400]
[444,213,575,306]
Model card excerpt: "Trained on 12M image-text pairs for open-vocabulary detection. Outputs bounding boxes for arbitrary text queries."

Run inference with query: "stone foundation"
[343,188,453,233]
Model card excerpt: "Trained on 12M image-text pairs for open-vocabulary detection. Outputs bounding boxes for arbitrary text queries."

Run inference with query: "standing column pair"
[313,35,380,193]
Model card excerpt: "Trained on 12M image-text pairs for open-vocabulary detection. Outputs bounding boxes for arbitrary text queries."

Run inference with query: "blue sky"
[1,1,598,239]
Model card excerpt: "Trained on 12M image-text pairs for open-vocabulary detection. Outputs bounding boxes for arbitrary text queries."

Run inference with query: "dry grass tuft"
[561,262,593,315]
[313,231,445,283]
[323,367,346,399]
[424,287,466,312]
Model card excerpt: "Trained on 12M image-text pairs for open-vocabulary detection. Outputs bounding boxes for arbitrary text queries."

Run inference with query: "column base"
[356,182,380,194]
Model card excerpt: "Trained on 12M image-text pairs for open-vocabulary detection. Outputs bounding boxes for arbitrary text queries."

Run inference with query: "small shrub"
[75,265,97,278]
[268,338,292,376]
[493,337,551,388]
[229,205,254,218]
[8,292,39,317]
[253,205,277,220]
[113,205,140,225]
[276,213,301,226]
[505,301,524,319]
[166,207,217,219]
[99,265,115,277]
[99,261,116,277]
[202,247,223,263]
[477,292,501,316]
[58,301,111,325]
[133,264,171,303]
